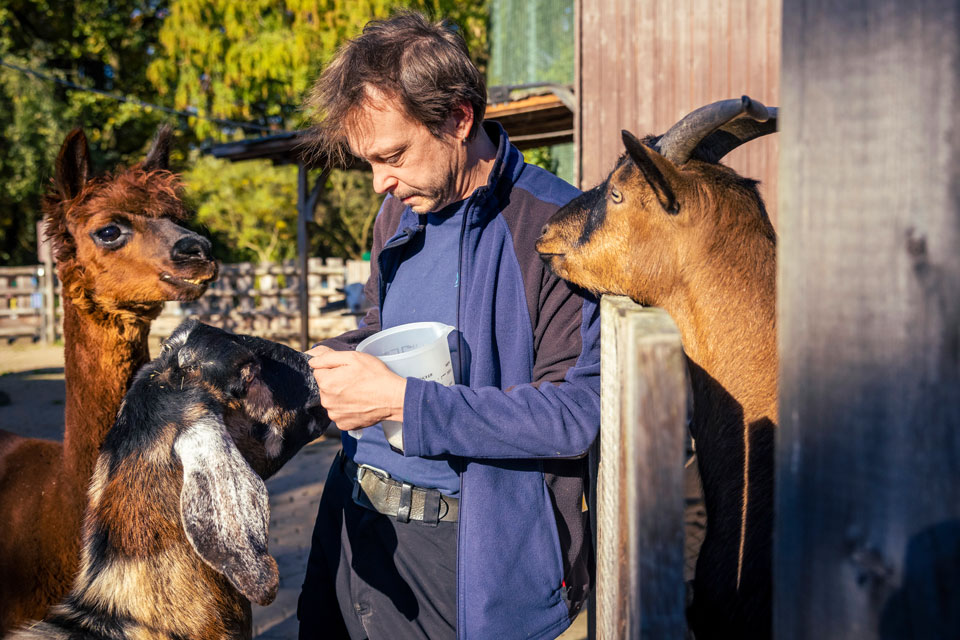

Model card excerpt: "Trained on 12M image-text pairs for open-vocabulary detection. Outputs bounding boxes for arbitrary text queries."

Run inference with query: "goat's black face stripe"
[574,183,608,247]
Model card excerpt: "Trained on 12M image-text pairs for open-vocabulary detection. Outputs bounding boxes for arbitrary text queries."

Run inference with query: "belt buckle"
[356,463,390,484]
[352,463,389,506]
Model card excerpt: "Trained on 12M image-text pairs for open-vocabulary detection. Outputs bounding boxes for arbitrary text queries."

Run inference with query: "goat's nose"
[171,235,213,263]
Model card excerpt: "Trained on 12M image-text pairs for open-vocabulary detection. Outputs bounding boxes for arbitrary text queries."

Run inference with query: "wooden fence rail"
[0,258,370,345]
[595,296,690,639]
[0,265,56,342]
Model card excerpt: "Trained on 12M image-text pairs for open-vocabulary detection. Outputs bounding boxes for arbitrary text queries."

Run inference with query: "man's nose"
[371,165,398,194]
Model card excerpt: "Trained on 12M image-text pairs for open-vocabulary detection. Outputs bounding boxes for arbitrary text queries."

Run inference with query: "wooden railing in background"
[0,265,55,342]
[594,296,690,639]
[0,259,370,346]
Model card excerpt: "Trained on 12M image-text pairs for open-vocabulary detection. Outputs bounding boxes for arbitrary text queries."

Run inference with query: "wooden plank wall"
[777,0,960,637]
[576,0,781,224]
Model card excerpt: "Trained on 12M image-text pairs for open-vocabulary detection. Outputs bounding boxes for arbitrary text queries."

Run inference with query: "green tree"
[311,169,381,260]
[184,152,299,264]
[147,0,489,260]
[0,0,490,265]
[0,0,172,265]
[148,0,488,141]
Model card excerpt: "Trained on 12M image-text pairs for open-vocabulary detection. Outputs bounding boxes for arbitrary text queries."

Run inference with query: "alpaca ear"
[174,412,279,606]
[143,124,173,172]
[622,130,682,214]
[54,129,92,200]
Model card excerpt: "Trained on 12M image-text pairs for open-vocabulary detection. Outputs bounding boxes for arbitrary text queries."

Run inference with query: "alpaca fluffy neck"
[60,297,153,486]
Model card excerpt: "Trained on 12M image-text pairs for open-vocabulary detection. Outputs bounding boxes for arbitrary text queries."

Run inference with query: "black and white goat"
[8,319,326,640]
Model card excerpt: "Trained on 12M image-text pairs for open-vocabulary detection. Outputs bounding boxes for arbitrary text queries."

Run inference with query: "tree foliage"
[0,0,490,265]
[147,0,488,141]
[311,169,381,261]
[0,0,171,265]
[183,156,381,264]
[184,152,299,264]
[146,0,489,263]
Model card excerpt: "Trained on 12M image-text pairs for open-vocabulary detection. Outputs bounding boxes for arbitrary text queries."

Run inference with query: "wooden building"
[575,0,781,222]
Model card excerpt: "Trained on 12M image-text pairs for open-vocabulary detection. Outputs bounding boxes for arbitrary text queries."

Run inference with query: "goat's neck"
[662,246,777,424]
[61,297,152,485]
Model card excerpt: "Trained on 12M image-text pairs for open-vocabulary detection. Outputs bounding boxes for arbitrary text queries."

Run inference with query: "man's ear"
[174,412,278,605]
[622,130,683,214]
[450,101,475,141]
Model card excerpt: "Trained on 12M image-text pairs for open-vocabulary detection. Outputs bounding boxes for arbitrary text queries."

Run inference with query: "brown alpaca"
[0,127,218,634]
[537,98,777,639]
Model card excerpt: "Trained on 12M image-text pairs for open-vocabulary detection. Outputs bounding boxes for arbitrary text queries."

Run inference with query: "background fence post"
[596,296,688,639]
[778,1,960,636]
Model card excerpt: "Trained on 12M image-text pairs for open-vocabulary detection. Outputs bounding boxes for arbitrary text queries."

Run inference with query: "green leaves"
[184,153,299,265]
[0,0,490,265]
[147,0,489,140]
[0,0,171,264]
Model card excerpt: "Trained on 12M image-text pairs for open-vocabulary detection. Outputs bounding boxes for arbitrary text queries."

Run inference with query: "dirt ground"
[0,340,589,639]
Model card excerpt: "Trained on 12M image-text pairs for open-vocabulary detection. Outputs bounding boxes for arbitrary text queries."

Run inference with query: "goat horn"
[656,96,776,165]
[692,106,778,164]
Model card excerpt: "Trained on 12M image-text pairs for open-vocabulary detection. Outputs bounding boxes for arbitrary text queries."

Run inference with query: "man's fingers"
[308,348,359,369]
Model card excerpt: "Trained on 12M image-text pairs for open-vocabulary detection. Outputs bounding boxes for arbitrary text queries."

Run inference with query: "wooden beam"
[596,297,688,639]
[777,0,960,637]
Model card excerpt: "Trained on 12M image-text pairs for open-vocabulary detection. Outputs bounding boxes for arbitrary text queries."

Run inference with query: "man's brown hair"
[304,11,486,166]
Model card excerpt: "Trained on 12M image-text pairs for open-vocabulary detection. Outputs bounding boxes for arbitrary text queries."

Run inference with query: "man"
[298,12,600,640]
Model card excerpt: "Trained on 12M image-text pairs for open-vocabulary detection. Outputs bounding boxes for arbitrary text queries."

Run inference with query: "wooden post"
[297,165,329,351]
[778,1,960,637]
[596,296,688,639]
[37,220,56,344]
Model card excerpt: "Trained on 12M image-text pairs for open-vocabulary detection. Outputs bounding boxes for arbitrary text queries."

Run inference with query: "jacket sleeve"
[401,283,601,460]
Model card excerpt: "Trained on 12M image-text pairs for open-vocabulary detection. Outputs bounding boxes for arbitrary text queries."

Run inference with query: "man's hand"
[306,345,407,432]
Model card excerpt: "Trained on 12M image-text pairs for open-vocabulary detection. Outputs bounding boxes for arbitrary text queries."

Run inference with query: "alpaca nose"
[171,235,213,263]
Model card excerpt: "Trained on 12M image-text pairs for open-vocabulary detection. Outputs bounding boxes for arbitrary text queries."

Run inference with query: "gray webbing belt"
[342,454,459,525]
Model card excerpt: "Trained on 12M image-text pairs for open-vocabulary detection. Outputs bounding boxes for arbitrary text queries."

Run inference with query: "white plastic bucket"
[353,322,456,448]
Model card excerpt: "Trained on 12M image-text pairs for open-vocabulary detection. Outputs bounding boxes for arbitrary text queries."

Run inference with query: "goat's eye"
[610,188,622,204]
[91,224,125,247]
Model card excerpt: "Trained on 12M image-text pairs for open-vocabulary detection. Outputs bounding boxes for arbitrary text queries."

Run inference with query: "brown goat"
[0,128,218,633]
[6,320,328,640]
[537,97,778,639]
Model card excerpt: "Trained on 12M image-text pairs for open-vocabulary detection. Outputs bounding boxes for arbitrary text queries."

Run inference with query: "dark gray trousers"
[298,453,458,640]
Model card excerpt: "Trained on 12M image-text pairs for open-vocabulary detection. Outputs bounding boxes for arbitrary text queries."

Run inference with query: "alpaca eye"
[92,224,125,246]
[610,188,622,204]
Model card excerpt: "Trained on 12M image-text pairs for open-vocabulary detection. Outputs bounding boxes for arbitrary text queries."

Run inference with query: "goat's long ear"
[54,129,92,200]
[142,124,173,172]
[622,130,681,214]
[174,412,279,606]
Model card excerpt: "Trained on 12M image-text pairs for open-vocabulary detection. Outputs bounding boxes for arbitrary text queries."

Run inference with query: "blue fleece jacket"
[322,122,600,640]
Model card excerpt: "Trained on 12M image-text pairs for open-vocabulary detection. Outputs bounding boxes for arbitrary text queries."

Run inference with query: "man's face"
[346,90,471,214]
